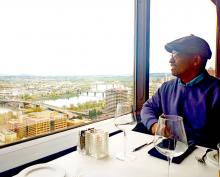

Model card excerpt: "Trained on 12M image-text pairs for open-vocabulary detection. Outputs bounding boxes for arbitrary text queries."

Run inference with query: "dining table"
[16,131,218,177]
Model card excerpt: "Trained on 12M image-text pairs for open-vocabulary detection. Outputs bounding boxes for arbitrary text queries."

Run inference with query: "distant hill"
[0,73,171,81]
[150,73,171,78]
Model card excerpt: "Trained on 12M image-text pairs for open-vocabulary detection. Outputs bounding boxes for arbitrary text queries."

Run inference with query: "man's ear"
[192,55,202,66]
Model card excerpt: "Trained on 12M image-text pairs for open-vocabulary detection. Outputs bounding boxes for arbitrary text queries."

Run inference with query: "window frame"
[215,0,220,77]
[135,0,150,115]
[136,0,220,115]
[0,0,138,174]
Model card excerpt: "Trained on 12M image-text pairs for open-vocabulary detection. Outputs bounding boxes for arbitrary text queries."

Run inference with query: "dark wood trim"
[211,0,216,5]
[135,0,150,116]
[216,0,220,78]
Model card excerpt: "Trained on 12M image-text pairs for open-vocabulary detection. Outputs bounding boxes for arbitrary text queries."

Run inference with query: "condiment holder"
[78,128,109,159]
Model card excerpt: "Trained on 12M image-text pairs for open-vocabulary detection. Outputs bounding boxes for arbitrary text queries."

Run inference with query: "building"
[207,67,215,76]
[0,129,17,144]
[104,88,129,115]
[24,116,51,137]
[67,118,91,127]
[8,119,26,139]
[50,112,67,131]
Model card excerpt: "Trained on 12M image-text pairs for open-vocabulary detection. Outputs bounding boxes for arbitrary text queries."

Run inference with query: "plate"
[16,164,65,177]
[206,150,218,166]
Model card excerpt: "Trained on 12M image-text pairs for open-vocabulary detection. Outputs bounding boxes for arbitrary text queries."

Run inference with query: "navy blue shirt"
[141,70,220,148]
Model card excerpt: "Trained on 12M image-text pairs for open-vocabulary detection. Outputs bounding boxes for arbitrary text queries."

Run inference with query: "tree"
[89,109,97,119]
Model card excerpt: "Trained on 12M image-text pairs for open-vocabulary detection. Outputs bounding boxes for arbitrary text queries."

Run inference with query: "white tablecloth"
[45,131,218,177]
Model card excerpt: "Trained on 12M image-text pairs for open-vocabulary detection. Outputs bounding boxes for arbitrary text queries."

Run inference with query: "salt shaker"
[90,129,109,159]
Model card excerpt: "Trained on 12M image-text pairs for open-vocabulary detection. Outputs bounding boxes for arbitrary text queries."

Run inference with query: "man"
[141,34,220,148]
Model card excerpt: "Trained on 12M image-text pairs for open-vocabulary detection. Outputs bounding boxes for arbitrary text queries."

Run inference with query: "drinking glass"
[154,114,188,177]
[114,103,137,161]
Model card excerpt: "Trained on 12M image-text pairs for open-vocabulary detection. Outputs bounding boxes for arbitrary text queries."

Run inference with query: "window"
[0,0,135,147]
[149,0,216,97]
[0,0,218,175]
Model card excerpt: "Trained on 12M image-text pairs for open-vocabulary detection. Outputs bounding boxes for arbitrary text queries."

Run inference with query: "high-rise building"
[104,88,128,115]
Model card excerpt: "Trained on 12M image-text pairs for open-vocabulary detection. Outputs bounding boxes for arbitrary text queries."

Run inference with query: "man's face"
[169,51,194,78]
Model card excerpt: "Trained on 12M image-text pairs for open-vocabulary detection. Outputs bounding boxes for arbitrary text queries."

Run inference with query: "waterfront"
[0,108,12,113]
[0,74,162,147]
[43,83,130,108]
[43,93,104,108]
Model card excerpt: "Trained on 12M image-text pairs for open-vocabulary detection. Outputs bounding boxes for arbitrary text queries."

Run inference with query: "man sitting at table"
[140,34,220,148]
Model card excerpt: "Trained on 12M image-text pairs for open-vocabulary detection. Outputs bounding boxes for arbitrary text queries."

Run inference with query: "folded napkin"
[148,142,197,164]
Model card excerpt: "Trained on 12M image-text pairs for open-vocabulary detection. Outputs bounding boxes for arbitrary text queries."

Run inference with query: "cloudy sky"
[0,0,216,76]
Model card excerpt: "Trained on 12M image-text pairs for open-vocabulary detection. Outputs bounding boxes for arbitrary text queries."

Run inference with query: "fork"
[195,148,213,165]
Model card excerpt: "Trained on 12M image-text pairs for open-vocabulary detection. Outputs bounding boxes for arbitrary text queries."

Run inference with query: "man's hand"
[151,123,158,135]
[151,123,171,138]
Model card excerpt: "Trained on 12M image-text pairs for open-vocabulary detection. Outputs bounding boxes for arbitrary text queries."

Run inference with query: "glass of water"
[154,114,188,177]
[114,102,137,161]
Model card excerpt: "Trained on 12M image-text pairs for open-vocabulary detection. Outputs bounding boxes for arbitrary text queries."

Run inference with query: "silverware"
[132,140,153,152]
[195,148,213,165]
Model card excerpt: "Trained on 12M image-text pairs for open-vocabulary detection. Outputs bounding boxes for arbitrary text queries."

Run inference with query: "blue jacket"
[141,70,220,148]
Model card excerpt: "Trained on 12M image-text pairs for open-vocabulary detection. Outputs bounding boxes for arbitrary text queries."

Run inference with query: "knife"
[132,141,153,152]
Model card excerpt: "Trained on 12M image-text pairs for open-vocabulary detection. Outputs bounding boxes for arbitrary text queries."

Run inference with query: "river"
[43,92,104,108]
[0,108,12,113]
[44,83,119,107]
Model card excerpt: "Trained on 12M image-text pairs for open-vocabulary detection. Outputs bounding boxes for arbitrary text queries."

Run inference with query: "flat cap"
[165,34,212,59]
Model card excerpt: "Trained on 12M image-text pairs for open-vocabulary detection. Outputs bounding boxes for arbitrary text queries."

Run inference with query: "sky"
[0,0,217,76]
[150,0,216,73]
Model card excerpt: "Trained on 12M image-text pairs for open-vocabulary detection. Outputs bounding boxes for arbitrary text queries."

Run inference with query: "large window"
[1,0,219,174]
[149,0,216,97]
[0,0,134,147]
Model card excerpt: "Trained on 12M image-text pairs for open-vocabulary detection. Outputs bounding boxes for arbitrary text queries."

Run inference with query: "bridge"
[0,100,88,118]
[41,103,88,117]
[85,91,105,97]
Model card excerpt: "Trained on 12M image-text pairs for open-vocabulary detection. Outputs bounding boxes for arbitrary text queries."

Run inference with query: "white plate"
[206,150,218,166]
[16,164,65,177]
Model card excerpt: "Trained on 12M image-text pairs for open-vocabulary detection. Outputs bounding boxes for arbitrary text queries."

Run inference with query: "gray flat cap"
[165,34,212,59]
